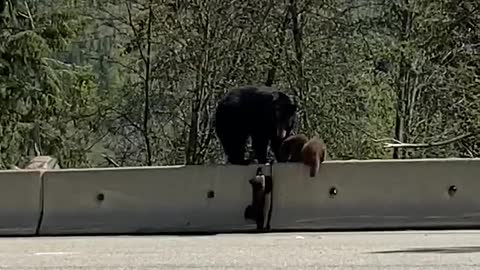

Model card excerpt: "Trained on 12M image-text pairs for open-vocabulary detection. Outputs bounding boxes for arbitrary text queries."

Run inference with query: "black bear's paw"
[227,158,252,166]
[256,158,275,165]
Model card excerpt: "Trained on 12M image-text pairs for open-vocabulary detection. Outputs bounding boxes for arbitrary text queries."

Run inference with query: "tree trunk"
[143,1,153,166]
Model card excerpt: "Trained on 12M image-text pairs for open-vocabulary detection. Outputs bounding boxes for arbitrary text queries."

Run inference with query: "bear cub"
[278,134,308,162]
[302,137,326,177]
[280,134,326,177]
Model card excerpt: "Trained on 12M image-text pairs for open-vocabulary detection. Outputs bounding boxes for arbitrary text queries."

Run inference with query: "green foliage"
[1,0,478,168]
[0,0,108,168]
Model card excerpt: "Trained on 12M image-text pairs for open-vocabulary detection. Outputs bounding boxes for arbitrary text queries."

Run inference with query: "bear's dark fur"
[215,85,297,165]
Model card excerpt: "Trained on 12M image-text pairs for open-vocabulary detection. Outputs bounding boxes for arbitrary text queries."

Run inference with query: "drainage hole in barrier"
[96,193,105,202]
[329,187,338,197]
[448,185,457,197]
[207,190,215,199]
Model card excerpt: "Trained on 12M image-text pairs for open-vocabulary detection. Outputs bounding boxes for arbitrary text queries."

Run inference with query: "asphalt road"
[1,230,480,269]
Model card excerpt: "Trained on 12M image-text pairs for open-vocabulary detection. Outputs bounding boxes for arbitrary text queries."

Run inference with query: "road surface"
[1,230,480,269]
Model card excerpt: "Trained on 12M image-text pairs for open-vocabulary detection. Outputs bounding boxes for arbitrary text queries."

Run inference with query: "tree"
[0,0,108,168]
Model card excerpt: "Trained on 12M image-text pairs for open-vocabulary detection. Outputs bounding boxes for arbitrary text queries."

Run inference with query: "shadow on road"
[370,246,480,254]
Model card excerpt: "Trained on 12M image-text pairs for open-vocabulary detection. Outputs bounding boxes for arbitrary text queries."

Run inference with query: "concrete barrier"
[39,165,269,235]
[271,158,480,231]
[0,170,43,235]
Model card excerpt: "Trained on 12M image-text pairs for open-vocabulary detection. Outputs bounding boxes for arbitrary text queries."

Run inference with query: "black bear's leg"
[221,133,250,165]
[270,136,284,163]
[215,112,249,165]
[251,134,269,164]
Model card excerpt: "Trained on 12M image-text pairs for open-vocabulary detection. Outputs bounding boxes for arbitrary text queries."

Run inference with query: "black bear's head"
[272,92,297,140]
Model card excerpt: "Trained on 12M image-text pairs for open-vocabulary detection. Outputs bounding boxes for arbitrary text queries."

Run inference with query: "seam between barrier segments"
[265,163,274,230]
[35,170,45,236]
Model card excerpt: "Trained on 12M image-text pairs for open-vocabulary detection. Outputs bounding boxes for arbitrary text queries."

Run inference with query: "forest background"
[0,0,478,169]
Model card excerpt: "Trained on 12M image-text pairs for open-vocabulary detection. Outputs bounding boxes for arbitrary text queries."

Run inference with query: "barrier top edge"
[0,169,45,175]
[322,157,480,164]
[0,158,478,173]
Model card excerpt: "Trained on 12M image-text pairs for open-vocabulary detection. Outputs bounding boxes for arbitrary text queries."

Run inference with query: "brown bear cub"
[279,134,326,177]
[301,137,326,177]
[278,134,309,162]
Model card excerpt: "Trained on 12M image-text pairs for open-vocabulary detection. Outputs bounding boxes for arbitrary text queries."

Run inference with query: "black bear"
[301,137,326,177]
[278,134,308,162]
[215,85,297,165]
